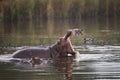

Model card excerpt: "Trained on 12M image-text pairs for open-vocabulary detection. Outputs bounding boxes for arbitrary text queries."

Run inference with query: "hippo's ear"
[57,38,62,45]
[56,39,60,45]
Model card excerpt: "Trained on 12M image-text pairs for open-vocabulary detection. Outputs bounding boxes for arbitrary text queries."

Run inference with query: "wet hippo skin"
[12,29,82,59]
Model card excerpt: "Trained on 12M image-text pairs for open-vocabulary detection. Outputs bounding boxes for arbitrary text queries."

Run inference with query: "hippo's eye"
[57,41,60,45]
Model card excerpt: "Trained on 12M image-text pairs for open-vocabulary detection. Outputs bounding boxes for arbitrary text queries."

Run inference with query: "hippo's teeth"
[67,53,72,56]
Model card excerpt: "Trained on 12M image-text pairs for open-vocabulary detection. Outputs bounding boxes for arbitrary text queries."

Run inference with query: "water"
[0,45,120,80]
[0,19,120,80]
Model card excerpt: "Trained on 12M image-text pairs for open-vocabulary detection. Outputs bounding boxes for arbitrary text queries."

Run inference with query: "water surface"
[0,19,120,80]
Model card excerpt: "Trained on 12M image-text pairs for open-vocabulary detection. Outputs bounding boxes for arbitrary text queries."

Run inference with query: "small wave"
[75,53,113,62]
[74,45,120,52]
[0,54,13,62]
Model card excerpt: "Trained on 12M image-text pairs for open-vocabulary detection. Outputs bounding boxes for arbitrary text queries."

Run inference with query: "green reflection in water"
[0,19,120,47]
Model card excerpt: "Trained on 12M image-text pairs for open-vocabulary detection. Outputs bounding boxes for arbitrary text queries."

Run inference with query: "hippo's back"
[12,47,51,58]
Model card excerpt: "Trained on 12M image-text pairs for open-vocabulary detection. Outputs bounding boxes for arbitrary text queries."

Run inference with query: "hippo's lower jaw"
[67,52,75,56]
[68,51,80,56]
[67,51,78,57]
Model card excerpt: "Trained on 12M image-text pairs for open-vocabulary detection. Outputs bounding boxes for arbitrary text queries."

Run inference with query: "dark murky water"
[0,19,120,80]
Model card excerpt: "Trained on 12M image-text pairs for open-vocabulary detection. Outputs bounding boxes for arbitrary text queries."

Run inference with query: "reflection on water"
[0,19,120,46]
[0,19,120,80]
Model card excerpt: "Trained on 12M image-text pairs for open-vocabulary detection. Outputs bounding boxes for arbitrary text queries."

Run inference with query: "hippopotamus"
[11,29,83,59]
